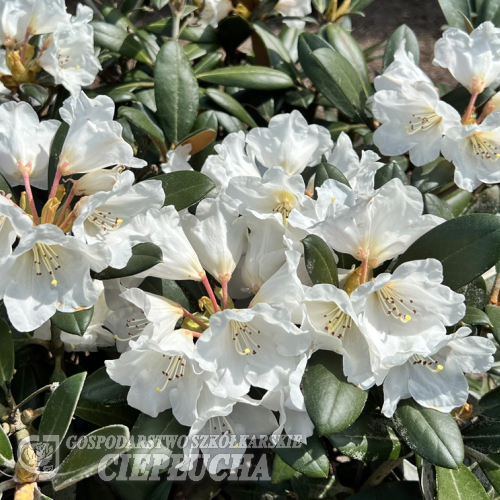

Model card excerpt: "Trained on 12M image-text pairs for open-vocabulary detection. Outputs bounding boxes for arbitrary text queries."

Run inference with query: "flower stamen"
[376,284,417,323]
[33,243,61,286]
[155,355,186,392]
[231,321,261,356]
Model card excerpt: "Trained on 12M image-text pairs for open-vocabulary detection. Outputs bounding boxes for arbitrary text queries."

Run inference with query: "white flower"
[325,132,384,193]
[433,21,500,94]
[373,81,461,166]
[374,41,431,92]
[314,179,443,268]
[245,111,332,176]
[182,194,246,284]
[0,224,109,331]
[134,206,206,282]
[57,93,146,176]
[201,131,261,192]
[226,167,315,223]
[0,101,59,189]
[73,167,123,197]
[160,144,192,173]
[0,194,33,263]
[351,259,466,372]
[441,111,500,191]
[302,284,375,389]
[38,5,101,95]
[72,171,164,268]
[381,327,495,417]
[106,329,203,421]
[199,0,232,28]
[275,0,312,28]
[195,302,311,399]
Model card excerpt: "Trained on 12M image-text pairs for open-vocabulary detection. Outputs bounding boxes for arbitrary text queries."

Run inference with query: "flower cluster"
[0,90,492,472]
[372,21,500,191]
[0,0,100,95]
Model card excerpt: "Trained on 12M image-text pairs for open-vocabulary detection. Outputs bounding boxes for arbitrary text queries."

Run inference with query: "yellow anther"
[71,344,76,350]
[331,196,336,202]
[244,348,251,355]
[155,387,161,392]
[437,364,444,371]
[404,314,411,322]
[51,279,58,286]
[117,218,124,224]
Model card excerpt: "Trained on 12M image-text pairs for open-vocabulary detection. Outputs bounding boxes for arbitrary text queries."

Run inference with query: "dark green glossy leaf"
[461,305,491,326]
[438,0,473,29]
[328,413,402,461]
[323,24,372,96]
[443,188,472,217]
[302,234,339,287]
[442,86,495,115]
[81,367,129,406]
[0,318,14,386]
[48,122,70,191]
[118,106,165,143]
[139,277,190,311]
[206,88,257,127]
[157,171,216,210]
[383,24,419,69]
[271,455,297,484]
[274,432,329,478]
[154,41,199,145]
[303,351,367,435]
[478,0,500,24]
[193,52,223,75]
[393,400,464,468]
[51,307,94,336]
[184,42,220,61]
[19,83,49,106]
[477,385,500,419]
[486,304,500,344]
[95,243,163,280]
[374,161,409,189]
[411,157,455,193]
[477,453,500,494]
[314,162,350,193]
[0,425,13,466]
[436,463,489,500]
[424,193,454,220]
[395,214,500,290]
[350,481,422,499]
[463,421,500,454]
[52,425,130,491]
[39,373,86,454]
[197,66,294,90]
[75,398,139,428]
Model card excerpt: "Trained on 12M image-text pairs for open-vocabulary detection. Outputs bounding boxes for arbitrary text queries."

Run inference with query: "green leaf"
[0,318,14,386]
[424,193,454,220]
[193,52,223,75]
[298,35,366,121]
[184,42,220,61]
[140,277,190,311]
[0,425,13,467]
[118,106,165,143]
[328,413,402,461]
[302,235,339,287]
[438,0,473,29]
[95,243,163,280]
[477,386,500,419]
[39,373,86,454]
[75,399,139,428]
[92,21,153,64]
[442,86,495,115]
[314,162,351,193]
[274,433,329,478]
[477,453,500,494]
[463,421,500,453]
[52,425,130,491]
[0,172,16,203]
[154,41,199,145]
[478,0,500,24]
[374,161,409,189]
[271,455,297,484]
[443,188,472,217]
[392,400,464,468]
[197,66,294,90]
[303,351,367,435]
[312,0,328,13]
[157,171,216,211]
[323,24,372,96]
[395,214,500,290]
[351,482,422,499]
[383,24,420,69]
[129,409,188,475]
[51,307,94,336]
[81,367,129,406]
[48,122,70,190]
[486,304,500,344]
[19,83,49,106]
[461,305,491,326]
[206,88,257,128]
[217,16,252,54]
[436,463,489,500]
[411,157,455,193]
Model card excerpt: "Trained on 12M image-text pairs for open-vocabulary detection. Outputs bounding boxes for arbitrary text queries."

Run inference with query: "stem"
[171,7,182,41]
[201,275,220,312]
[360,454,411,491]
[221,279,229,310]
[55,186,76,227]
[489,273,500,305]
[182,308,208,331]
[13,385,53,411]
[359,259,369,285]
[20,32,30,66]
[49,168,63,199]
[58,209,75,232]
[462,91,479,124]
[21,172,40,225]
